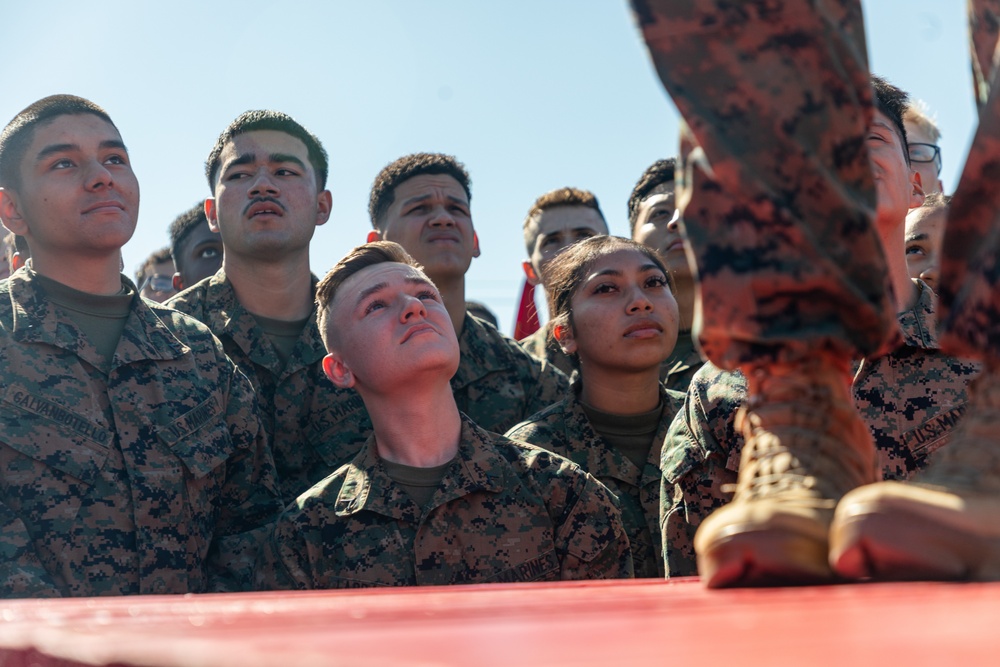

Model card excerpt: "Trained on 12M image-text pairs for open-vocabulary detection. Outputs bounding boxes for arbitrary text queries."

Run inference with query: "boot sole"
[698,521,834,588]
[831,494,1000,581]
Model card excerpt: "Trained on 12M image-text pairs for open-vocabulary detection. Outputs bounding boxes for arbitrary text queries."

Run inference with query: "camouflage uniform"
[456,314,569,434]
[505,382,685,578]
[0,270,282,598]
[633,0,899,370]
[255,415,633,588]
[518,322,575,377]
[660,281,981,576]
[167,271,371,504]
[937,0,1000,366]
[662,329,704,394]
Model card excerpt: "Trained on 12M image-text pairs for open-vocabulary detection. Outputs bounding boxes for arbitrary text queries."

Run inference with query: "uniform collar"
[564,377,675,483]
[334,414,507,519]
[451,312,516,390]
[5,270,189,366]
[894,278,938,351]
[197,269,326,375]
[664,330,702,377]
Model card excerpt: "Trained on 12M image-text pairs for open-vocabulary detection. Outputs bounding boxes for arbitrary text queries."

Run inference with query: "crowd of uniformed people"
[2,0,1000,596]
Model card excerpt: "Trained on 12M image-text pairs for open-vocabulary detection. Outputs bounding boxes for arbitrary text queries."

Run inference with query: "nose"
[428,206,455,227]
[667,209,681,232]
[920,263,938,291]
[626,284,654,313]
[83,159,114,191]
[249,172,279,197]
[400,294,427,321]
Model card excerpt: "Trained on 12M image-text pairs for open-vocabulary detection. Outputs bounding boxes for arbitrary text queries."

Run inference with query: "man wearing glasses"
[135,247,177,303]
[905,103,945,195]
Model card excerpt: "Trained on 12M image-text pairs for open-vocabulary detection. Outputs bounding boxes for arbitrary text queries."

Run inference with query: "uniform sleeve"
[554,473,634,580]
[207,362,284,592]
[520,354,570,420]
[0,501,62,598]
[659,366,743,577]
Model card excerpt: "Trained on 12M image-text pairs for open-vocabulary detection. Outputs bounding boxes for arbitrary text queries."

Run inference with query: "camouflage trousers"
[633,0,1000,368]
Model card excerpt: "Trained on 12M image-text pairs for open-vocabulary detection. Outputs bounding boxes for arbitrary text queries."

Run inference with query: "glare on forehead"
[336,262,434,311]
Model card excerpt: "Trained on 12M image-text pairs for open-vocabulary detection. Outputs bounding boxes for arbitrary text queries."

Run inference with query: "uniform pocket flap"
[2,386,111,485]
[155,395,233,478]
[660,437,705,486]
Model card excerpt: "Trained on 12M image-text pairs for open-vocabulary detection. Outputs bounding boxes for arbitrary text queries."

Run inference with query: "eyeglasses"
[908,142,942,175]
[140,274,174,293]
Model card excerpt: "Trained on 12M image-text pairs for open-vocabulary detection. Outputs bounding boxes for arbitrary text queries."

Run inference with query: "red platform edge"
[1,577,999,667]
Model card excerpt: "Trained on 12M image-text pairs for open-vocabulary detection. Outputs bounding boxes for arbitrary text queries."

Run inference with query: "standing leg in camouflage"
[830,0,1000,581]
[632,0,901,587]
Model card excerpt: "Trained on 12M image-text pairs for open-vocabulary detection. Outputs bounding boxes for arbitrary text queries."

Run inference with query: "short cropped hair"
[544,235,670,366]
[921,192,951,209]
[871,75,911,162]
[368,153,471,229]
[315,241,424,351]
[0,95,116,191]
[627,158,676,234]
[904,100,942,144]
[135,247,174,285]
[168,202,210,262]
[205,110,328,190]
[522,187,606,255]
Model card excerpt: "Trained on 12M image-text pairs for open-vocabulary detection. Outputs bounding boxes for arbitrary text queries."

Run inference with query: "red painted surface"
[0,577,998,667]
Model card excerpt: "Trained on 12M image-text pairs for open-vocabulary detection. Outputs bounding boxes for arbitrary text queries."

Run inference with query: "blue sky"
[1,2,975,333]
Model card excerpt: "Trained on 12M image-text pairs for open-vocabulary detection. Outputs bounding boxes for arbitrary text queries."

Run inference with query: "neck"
[30,251,123,295]
[222,253,315,320]
[578,364,662,415]
[878,219,918,313]
[673,272,696,331]
[431,274,467,336]
[363,380,462,467]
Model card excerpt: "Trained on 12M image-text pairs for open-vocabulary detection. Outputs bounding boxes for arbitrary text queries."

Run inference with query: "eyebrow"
[400,193,468,209]
[905,232,929,243]
[35,139,127,162]
[222,152,306,172]
[354,276,435,308]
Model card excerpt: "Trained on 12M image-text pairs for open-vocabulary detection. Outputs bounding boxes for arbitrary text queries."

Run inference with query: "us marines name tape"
[902,404,968,454]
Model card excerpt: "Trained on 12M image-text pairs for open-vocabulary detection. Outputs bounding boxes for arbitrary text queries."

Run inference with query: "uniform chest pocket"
[1,386,112,486]
[154,395,235,479]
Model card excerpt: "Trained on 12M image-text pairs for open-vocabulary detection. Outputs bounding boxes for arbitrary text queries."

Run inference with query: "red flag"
[513,278,540,340]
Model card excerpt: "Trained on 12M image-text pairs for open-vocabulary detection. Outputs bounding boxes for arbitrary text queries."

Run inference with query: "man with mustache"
[0,95,281,597]
[169,111,371,504]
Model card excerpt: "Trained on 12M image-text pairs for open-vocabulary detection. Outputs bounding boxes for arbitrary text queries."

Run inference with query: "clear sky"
[1,1,975,334]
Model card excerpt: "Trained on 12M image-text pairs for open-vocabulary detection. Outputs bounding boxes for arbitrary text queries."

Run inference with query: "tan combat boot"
[694,354,878,588]
[830,367,1000,581]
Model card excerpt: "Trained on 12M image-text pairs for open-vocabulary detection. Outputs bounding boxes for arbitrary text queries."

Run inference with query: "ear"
[522,260,541,286]
[322,353,355,389]
[910,171,926,209]
[552,321,577,356]
[0,188,28,236]
[204,198,221,233]
[472,231,481,258]
[172,273,185,292]
[366,229,382,243]
[315,190,332,227]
